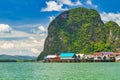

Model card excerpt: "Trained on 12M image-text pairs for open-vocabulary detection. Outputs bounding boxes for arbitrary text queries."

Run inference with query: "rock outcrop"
[37,7,120,60]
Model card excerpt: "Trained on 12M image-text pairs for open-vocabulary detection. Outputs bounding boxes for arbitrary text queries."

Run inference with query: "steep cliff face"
[104,21,120,50]
[37,7,120,60]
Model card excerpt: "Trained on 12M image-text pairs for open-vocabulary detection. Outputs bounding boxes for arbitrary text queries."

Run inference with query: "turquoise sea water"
[0,62,120,80]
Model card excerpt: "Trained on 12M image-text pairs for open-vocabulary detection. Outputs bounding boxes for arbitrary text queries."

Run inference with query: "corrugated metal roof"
[60,53,75,58]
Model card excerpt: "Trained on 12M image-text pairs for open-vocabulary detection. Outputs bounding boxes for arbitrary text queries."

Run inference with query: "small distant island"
[0,55,36,62]
[37,7,120,61]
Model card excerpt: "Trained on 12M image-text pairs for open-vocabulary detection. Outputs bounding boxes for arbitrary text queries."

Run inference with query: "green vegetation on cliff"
[37,7,120,60]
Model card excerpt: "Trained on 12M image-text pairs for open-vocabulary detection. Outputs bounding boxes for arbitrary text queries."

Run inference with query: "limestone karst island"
[37,7,120,62]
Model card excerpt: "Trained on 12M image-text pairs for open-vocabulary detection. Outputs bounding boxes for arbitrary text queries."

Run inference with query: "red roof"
[113,52,120,55]
[93,52,102,56]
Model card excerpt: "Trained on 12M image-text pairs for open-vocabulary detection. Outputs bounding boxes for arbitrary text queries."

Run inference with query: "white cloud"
[0,24,12,33]
[49,16,55,22]
[0,24,47,56]
[41,0,83,12]
[0,30,34,38]
[30,48,40,54]
[86,0,92,5]
[41,1,68,12]
[0,37,46,56]
[16,24,42,28]
[0,24,32,38]
[58,0,74,6]
[31,25,47,35]
[100,12,120,25]
[86,0,98,8]
[38,25,47,32]
[29,36,36,40]
[0,42,14,49]
[0,24,41,38]
[41,0,99,12]
[75,0,82,6]
[58,0,82,6]
[13,24,47,36]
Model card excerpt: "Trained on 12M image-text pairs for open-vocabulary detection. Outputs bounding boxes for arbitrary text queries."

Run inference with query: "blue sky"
[0,0,120,56]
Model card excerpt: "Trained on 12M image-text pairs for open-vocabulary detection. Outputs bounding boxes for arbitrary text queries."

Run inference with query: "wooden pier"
[44,58,115,63]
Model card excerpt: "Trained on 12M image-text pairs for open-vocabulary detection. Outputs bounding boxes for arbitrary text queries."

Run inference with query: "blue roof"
[60,53,75,58]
